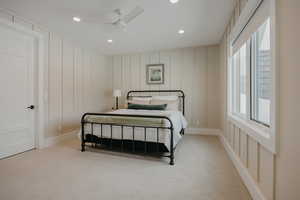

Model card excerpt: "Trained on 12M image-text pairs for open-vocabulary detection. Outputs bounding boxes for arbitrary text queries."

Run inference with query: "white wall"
[220,0,300,200]
[219,0,275,199]
[276,0,300,199]
[110,46,221,129]
[47,35,112,138]
[0,9,112,139]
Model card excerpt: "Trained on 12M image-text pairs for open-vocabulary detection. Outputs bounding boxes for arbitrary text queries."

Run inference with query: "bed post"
[170,128,174,165]
[81,115,85,152]
[182,91,185,135]
[182,91,185,116]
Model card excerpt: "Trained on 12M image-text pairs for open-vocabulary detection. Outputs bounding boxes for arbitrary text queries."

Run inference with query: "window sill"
[227,113,275,153]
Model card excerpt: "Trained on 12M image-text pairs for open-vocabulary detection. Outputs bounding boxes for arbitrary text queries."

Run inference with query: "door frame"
[0,18,46,149]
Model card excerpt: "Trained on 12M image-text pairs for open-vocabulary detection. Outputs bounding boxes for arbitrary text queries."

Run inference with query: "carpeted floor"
[0,135,251,200]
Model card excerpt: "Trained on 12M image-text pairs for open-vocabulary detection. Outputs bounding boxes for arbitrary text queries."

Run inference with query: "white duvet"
[78,109,188,151]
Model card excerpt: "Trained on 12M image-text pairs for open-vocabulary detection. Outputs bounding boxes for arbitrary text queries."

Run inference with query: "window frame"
[250,21,272,127]
[230,42,249,120]
[227,0,277,154]
[239,43,248,117]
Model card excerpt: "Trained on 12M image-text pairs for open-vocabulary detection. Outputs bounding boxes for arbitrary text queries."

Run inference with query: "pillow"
[127,99,150,105]
[128,103,167,110]
[150,99,179,111]
[125,99,150,109]
[152,95,178,101]
[132,97,152,102]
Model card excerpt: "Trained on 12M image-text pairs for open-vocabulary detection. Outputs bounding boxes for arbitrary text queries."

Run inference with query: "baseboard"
[44,129,78,148]
[185,128,221,136]
[219,135,267,200]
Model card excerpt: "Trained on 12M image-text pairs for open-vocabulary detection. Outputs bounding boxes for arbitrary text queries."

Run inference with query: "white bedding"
[78,109,187,151]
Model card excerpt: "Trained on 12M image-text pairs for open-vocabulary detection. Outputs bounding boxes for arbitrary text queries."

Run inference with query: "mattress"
[79,109,188,151]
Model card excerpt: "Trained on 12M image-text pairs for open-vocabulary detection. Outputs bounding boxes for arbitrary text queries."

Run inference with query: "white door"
[0,24,36,159]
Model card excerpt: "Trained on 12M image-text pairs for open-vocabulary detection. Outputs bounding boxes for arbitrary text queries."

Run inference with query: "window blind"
[232,0,270,54]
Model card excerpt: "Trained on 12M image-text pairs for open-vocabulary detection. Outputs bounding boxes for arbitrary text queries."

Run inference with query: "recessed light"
[170,0,179,4]
[178,29,185,34]
[107,39,113,43]
[73,17,81,22]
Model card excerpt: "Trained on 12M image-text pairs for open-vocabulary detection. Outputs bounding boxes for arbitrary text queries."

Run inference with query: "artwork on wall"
[146,64,164,84]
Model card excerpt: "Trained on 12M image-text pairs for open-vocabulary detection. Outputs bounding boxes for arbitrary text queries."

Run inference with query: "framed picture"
[146,64,164,84]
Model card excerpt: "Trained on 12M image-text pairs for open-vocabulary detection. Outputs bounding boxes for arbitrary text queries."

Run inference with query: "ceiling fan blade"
[123,6,144,24]
[106,15,120,24]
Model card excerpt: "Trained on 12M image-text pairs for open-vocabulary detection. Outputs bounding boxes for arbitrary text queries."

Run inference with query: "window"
[228,0,276,153]
[229,18,272,127]
[232,51,239,114]
[239,44,247,115]
[230,42,248,116]
[251,19,271,126]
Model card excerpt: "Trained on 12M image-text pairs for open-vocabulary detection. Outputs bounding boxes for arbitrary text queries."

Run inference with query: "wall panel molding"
[220,134,267,200]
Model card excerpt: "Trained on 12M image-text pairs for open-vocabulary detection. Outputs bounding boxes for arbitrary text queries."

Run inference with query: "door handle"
[27,105,35,110]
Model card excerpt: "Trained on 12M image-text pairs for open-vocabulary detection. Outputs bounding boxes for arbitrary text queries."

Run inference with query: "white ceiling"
[0,0,235,55]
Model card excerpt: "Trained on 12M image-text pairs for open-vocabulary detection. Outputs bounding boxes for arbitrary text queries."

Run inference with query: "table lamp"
[113,89,121,109]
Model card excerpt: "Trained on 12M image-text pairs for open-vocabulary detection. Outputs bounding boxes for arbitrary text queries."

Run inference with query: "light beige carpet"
[0,135,251,200]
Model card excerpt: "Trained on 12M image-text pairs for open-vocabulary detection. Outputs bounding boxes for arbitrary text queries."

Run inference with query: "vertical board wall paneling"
[219,34,227,133]
[159,51,171,90]
[234,126,240,155]
[240,130,248,166]
[111,46,220,129]
[248,134,259,180]
[123,55,131,103]
[130,55,141,91]
[230,123,235,147]
[82,51,89,112]
[74,47,83,119]
[84,51,93,112]
[258,145,275,200]
[182,48,194,126]
[194,47,207,128]
[48,33,62,137]
[207,46,221,128]
[113,55,122,106]
[89,54,97,110]
[139,54,148,92]
[62,41,76,132]
[170,49,183,90]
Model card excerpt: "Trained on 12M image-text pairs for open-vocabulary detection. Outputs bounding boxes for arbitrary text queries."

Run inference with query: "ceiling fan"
[105,6,144,29]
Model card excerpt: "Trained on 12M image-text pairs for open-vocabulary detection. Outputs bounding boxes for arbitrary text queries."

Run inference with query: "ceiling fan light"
[170,0,179,4]
[178,29,185,34]
[73,17,81,22]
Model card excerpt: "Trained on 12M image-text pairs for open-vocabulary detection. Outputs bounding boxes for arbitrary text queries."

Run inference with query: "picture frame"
[146,64,164,84]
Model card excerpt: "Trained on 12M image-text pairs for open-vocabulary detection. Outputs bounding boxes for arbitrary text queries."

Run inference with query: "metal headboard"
[126,90,185,116]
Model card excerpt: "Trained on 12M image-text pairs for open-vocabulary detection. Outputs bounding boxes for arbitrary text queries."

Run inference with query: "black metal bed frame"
[81,90,185,165]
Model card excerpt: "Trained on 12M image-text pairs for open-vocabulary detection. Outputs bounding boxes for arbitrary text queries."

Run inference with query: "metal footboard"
[81,113,176,165]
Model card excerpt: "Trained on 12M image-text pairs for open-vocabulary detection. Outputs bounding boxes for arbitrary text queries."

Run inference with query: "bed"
[80,90,187,165]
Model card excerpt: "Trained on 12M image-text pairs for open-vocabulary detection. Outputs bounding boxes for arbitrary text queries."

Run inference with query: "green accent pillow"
[128,103,167,110]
